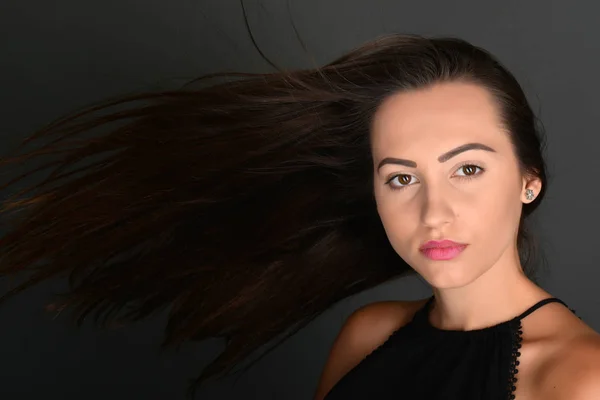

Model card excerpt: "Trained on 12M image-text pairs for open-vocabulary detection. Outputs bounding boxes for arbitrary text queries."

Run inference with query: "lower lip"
[420,245,467,260]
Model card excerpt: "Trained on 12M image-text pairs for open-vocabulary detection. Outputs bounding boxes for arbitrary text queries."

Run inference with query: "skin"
[369,80,600,399]
[370,79,547,331]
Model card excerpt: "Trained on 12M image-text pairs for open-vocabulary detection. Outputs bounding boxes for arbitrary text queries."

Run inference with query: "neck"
[428,246,551,331]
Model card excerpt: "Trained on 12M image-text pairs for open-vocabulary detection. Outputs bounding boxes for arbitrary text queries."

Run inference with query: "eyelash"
[384,163,486,191]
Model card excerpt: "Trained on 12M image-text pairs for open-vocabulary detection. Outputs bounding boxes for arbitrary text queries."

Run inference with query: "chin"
[413,261,483,289]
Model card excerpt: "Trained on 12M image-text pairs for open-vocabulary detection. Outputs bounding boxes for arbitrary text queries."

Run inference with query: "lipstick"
[419,240,468,261]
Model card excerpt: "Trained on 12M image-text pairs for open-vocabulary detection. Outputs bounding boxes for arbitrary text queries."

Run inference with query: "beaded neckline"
[416,295,576,400]
[507,318,523,400]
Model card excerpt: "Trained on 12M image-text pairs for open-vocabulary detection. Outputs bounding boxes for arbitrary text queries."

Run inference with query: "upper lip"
[419,239,467,250]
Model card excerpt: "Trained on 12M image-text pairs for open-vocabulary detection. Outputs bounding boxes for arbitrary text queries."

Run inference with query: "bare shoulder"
[312,298,428,400]
[532,310,600,400]
[354,297,430,330]
[535,333,600,400]
[346,298,430,352]
[333,297,429,357]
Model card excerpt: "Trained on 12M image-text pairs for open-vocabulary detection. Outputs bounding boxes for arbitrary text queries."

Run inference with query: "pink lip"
[419,240,468,261]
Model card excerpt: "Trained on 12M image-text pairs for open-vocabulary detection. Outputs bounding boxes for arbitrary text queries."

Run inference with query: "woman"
[315,62,600,400]
[0,30,598,399]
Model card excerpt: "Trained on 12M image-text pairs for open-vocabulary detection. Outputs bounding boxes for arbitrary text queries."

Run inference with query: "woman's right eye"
[386,174,416,190]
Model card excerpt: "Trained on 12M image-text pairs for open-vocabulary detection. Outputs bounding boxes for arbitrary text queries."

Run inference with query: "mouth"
[419,239,467,250]
[419,240,468,261]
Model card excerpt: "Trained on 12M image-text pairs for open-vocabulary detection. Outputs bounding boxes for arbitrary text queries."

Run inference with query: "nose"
[420,185,455,229]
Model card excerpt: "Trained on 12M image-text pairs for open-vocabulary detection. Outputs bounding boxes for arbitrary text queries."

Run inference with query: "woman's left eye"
[455,164,484,177]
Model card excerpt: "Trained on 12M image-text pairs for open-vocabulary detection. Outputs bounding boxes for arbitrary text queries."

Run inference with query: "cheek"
[469,182,523,239]
[376,197,417,252]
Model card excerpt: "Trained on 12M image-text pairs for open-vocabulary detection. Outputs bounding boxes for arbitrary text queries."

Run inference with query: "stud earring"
[525,188,535,201]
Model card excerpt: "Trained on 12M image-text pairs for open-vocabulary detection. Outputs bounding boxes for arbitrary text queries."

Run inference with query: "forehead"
[370,81,509,158]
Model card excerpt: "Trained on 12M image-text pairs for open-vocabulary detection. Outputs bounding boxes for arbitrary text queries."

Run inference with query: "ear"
[521,175,543,203]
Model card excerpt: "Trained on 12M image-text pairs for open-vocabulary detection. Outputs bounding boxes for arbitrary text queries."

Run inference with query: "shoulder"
[349,298,428,333]
[313,298,427,400]
[331,298,427,361]
[537,332,600,400]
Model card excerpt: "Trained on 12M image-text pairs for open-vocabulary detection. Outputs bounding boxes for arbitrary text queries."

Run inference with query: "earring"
[525,188,535,201]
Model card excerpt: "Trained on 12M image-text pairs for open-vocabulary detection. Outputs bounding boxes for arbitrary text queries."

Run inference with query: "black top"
[324,295,580,400]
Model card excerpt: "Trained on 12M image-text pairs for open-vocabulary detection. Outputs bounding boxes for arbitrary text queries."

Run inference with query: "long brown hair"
[0,26,548,398]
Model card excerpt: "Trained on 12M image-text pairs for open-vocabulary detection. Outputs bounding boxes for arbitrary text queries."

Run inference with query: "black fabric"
[323,295,573,400]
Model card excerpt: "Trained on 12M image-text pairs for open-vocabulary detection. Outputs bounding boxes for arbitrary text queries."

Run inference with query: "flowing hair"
[0,21,548,399]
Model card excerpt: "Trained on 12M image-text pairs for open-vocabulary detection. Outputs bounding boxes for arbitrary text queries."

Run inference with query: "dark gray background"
[1,0,598,399]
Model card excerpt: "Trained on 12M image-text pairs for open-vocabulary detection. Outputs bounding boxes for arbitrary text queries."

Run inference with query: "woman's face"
[370,80,541,289]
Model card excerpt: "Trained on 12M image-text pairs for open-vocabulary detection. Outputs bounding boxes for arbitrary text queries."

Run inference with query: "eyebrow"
[376,142,497,171]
